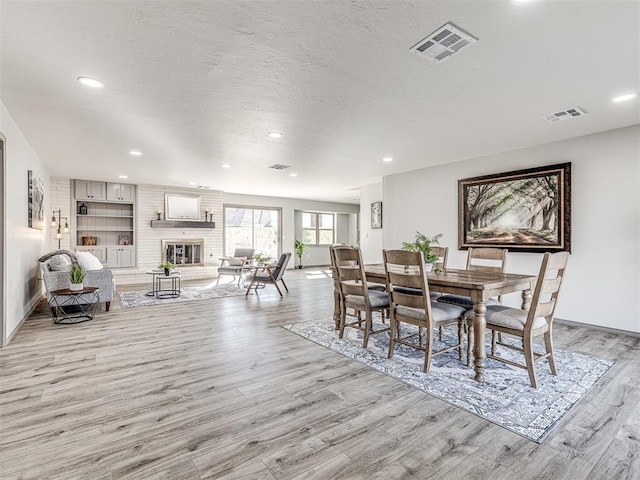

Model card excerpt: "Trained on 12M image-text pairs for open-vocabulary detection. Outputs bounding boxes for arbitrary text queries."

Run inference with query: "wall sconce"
[51,209,69,248]
[156,209,162,221]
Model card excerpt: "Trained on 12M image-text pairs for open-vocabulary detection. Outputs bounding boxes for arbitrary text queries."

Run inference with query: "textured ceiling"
[1,1,639,204]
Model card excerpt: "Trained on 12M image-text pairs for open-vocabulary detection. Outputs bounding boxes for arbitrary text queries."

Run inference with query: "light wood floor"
[1,268,639,479]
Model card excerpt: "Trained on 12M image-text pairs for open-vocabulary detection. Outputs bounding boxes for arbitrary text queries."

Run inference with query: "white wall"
[359,182,384,264]
[0,100,50,342]
[384,125,640,333]
[223,193,359,267]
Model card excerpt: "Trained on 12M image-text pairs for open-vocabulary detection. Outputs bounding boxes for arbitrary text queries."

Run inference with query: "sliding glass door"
[224,206,281,260]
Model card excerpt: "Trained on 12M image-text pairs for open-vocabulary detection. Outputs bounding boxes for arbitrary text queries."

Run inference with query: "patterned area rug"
[284,317,614,443]
[118,284,245,309]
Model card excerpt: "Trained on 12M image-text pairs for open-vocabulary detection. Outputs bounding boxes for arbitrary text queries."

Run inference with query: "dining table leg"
[472,300,487,382]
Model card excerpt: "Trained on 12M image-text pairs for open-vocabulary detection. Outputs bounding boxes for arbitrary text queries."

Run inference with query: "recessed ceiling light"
[289,173,298,177]
[513,0,532,4]
[77,76,104,88]
[221,164,231,168]
[267,132,283,138]
[129,150,142,156]
[189,182,197,186]
[383,157,394,162]
[612,93,638,103]
[118,175,128,179]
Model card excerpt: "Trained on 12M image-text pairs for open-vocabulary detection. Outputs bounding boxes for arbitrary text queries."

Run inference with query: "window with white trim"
[301,212,334,245]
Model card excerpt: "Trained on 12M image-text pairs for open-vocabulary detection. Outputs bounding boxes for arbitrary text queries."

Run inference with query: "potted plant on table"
[67,264,87,291]
[402,231,443,272]
[158,262,174,276]
[294,240,307,269]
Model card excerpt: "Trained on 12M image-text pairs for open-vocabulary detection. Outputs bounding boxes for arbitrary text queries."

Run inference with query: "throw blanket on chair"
[38,249,79,265]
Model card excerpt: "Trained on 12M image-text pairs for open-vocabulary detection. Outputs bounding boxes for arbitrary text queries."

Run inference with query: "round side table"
[154,271,181,299]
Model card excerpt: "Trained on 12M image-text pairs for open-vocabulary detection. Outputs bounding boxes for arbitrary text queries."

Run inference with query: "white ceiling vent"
[411,22,478,63]
[269,164,291,170]
[543,107,588,123]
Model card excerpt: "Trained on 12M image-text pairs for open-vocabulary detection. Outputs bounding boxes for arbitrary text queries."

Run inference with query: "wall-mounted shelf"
[151,220,216,228]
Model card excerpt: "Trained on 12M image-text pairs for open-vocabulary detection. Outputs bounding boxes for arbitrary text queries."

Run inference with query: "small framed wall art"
[371,201,382,229]
[28,170,44,230]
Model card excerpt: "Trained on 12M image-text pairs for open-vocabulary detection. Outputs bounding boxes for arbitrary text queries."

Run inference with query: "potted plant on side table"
[67,264,87,291]
[158,262,174,276]
[294,240,307,269]
[402,231,443,272]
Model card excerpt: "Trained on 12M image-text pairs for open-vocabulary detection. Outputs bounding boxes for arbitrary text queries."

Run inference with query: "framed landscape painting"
[459,163,571,252]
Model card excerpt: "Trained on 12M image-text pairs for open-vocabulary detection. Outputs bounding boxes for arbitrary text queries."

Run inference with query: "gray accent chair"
[216,248,255,287]
[244,252,291,297]
[39,250,115,313]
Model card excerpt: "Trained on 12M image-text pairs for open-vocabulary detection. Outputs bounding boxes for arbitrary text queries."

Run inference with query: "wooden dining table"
[364,265,537,382]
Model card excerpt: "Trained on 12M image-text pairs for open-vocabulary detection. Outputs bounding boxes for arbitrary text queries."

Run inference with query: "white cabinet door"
[119,246,135,267]
[119,184,135,202]
[107,246,135,267]
[106,247,120,267]
[75,180,106,200]
[106,183,121,202]
[75,180,92,200]
[90,181,106,200]
[106,183,135,202]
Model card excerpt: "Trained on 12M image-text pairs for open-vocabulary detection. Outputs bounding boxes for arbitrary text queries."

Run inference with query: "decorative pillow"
[48,254,71,272]
[228,257,247,266]
[76,251,104,270]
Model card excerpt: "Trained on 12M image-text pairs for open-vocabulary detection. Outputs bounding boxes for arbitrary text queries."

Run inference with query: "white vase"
[69,282,83,291]
[424,263,433,272]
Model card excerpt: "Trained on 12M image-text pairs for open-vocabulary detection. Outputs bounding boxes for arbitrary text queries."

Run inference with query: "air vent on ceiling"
[269,164,291,170]
[197,185,212,189]
[411,22,478,63]
[543,107,588,123]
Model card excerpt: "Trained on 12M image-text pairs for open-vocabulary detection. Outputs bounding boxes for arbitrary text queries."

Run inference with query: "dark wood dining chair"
[463,251,569,388]
[329,244,352,330]
[383,249,466,373]
[333,246,389,348]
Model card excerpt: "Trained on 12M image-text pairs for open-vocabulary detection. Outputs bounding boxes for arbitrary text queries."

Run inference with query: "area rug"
[118,284,245,309]
[283,317,614,443]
